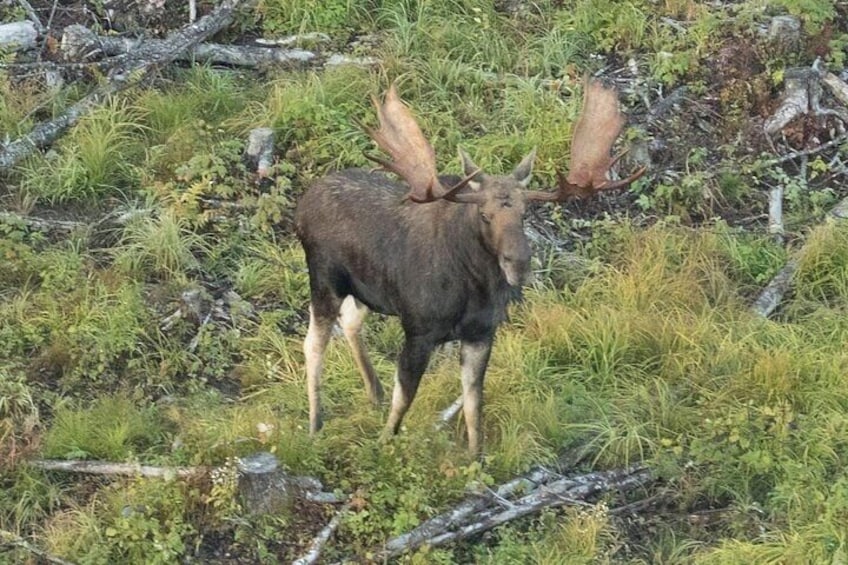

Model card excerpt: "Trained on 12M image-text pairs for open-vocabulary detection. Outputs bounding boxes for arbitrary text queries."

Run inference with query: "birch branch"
[378,464,652,559]
[31,459,208,478]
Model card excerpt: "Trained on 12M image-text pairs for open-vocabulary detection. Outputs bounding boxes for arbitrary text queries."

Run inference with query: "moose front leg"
[304,306,335,434]
[382,336,433,440]
[460,339,493,457]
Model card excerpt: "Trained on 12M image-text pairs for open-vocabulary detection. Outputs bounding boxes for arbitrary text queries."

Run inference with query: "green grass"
[3,0,848,561]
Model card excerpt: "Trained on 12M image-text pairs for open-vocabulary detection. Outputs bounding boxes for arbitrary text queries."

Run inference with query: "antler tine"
[526,79,646,203]
[361,84,449,203]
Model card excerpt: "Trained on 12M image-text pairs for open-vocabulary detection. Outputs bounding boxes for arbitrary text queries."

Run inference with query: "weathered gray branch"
[0,0,242,172]
[292,503,351,565]
[32,459,208,478]
[31,454,343,505]
[752,195,848,317]
[377,464,652,559]
[60,24,315,67]
[0,211,86,233]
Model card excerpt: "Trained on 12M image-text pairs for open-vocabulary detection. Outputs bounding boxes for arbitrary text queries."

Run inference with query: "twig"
[292,503,350,565]
[0,529,76,565]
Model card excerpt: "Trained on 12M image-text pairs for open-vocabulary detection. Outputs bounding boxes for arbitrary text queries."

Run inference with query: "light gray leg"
[460,339,493,457]
[338,295,384,405]
[304,306,333,434]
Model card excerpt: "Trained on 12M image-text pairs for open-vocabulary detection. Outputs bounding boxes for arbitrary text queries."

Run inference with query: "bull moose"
[294,80,645,456]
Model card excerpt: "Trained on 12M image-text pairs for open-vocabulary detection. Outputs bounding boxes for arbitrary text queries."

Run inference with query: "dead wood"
[60,24,315,67]
[237,452,293,515]
[32,458,208,478]
[764,68,814,136]
[292,503,351,565]
[0,529,76,565]
[0,211,87,233]
[823,72,848,108]
[0,21,38,51]
[764,61,848,138]
[0,0,243,172]
[377,464,653,559]
[31,454,343,504]
[245,127,275,177]
[752,195,848,317]
[435,396,464,430]
[16,0,46,34]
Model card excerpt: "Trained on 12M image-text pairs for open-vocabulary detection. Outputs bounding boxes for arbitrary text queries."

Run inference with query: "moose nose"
[500,253,531,286]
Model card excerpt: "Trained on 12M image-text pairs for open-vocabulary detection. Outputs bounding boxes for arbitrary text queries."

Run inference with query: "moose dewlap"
[294,81,645,456]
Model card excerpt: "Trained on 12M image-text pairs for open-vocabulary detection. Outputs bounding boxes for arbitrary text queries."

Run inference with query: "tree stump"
[245,128,275,177]
[237,452,294,515]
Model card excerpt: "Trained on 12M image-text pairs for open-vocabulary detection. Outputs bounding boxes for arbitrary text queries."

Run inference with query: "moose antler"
[525,79,646,202]
[361,84,479,203]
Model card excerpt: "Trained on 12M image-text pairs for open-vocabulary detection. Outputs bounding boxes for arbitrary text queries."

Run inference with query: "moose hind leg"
[460,339,493,457]
[383,336,433,439]
[338,295,384,406]
[304,306,335,434]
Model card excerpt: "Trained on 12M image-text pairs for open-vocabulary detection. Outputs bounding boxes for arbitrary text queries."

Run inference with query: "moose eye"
[480,212,492,224]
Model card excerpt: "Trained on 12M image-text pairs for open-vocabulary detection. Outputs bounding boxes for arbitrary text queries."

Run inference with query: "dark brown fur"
[295,152,535,456]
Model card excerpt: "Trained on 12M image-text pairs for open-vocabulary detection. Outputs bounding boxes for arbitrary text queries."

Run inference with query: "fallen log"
[60,24,315,67]
[32,458,208,479]
[0,211,87,233]
[0,0,242,172]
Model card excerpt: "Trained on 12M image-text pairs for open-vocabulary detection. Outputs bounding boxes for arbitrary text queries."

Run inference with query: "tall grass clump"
[19,98,146,202]
[792,221,848,307]
[113,209,211,282]
[135,67,253,177]
[41,395,165,460]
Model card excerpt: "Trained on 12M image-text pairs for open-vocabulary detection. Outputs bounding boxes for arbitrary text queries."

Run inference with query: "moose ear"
[512,147,536,187]
[458,147,485,191]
